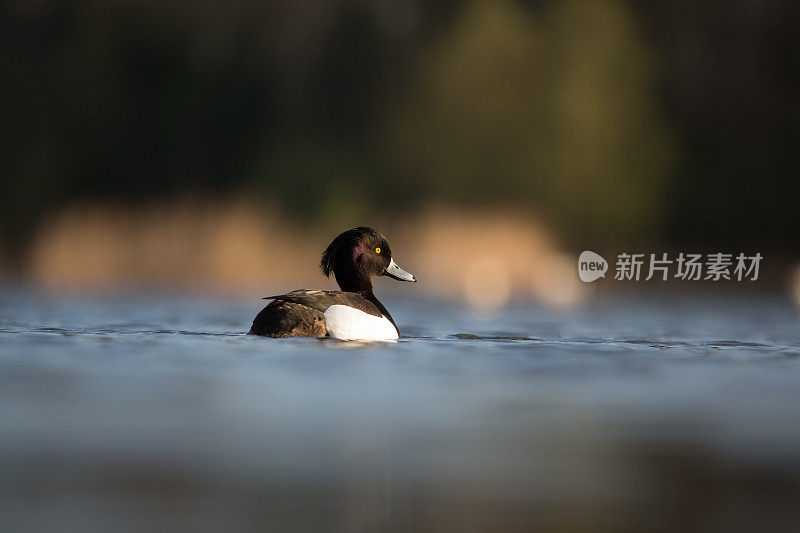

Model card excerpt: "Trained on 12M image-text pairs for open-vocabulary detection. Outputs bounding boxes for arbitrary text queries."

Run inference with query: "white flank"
[324,305,399,341]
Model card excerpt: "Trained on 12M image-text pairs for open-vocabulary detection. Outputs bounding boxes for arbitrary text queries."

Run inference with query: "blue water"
[1,287,800,531]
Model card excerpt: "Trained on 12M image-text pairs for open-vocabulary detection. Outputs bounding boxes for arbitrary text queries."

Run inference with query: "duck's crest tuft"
[320,227,382,277]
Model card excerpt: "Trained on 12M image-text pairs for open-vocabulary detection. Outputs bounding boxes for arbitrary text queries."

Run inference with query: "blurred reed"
[21,199,587,310]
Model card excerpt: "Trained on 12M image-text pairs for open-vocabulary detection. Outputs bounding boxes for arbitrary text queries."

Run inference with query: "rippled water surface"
[2,287,800,531]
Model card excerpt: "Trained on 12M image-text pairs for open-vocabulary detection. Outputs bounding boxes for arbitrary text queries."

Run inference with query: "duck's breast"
[324,305,399,341]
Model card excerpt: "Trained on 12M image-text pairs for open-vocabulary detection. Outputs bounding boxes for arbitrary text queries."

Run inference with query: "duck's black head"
[320,227,416,294]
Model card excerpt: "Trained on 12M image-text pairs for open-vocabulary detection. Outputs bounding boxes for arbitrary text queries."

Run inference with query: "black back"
[265,290,383,318]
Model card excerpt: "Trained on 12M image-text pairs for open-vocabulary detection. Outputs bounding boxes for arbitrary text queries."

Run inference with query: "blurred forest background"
[1,0,798,296]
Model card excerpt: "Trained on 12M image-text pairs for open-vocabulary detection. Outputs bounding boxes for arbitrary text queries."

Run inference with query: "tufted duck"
[248,227,416,340]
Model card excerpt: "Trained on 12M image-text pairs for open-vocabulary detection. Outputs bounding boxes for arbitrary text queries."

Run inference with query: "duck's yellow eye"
[375,247,381,254]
